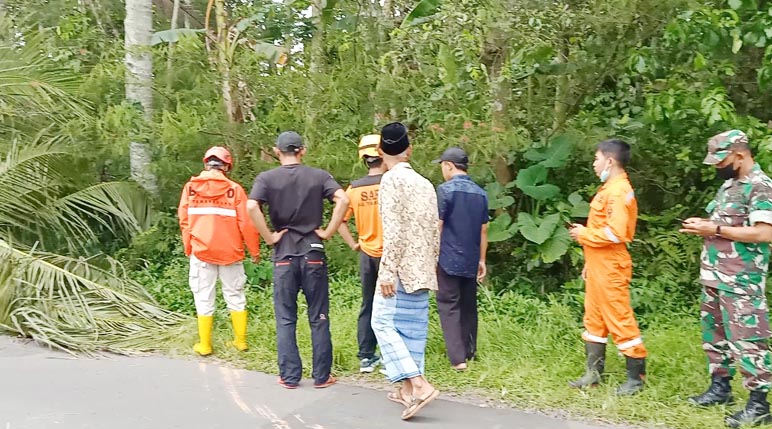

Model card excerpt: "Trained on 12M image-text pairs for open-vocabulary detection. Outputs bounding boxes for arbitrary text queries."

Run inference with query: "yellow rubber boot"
[193,315,213,356]
[230,310,248,351]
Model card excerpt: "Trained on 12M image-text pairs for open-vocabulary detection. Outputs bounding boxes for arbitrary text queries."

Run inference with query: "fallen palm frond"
[0,136,181,356]
[0,22,189,355]
[0,240,192,356]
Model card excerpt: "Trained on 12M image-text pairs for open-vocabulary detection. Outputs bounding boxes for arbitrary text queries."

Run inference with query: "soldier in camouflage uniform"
[681,130,772,428]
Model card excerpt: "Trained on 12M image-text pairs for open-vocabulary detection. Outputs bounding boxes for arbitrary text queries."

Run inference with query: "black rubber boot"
[568,342,606,388]
[726,391,772,428]
[687,375,734,407]
[616,356,645,396]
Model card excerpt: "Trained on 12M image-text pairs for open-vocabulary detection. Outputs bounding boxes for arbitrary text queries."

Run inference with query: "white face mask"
[600,168,610,183]
[599,161,612,183]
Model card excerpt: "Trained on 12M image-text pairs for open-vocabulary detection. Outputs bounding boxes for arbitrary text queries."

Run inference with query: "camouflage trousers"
[701,286,772,392]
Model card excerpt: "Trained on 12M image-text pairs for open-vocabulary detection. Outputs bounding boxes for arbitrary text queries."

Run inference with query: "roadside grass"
[153,267,733,429]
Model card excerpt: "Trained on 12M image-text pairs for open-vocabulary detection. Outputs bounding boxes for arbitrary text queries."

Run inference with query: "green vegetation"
[1,0,772,427]
[121,219,715,429]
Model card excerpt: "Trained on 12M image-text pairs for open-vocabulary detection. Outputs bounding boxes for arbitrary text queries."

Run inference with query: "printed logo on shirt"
[360,189,379,202]
[310,243,324,249]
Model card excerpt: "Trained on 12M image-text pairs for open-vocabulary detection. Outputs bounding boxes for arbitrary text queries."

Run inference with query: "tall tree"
[309,0,325,74]
[214,0,238,122]
[125,0,158,195]
[166,0,181,90]
[183,0,192,28]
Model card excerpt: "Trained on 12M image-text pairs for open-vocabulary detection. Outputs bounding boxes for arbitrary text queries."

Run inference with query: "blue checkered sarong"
[371,281,429,383]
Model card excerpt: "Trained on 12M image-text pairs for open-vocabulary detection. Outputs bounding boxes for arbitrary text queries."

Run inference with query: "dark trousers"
[436,267,478,365]
[272,251,332,385]
[357,252,380,360]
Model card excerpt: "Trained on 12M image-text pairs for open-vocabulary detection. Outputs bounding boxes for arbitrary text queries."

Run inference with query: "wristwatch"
[716,225,722,237]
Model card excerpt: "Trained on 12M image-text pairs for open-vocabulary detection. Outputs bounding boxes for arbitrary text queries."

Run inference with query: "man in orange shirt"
[338,134,387,373]
[568,139,647,396]
[178,146,261,356]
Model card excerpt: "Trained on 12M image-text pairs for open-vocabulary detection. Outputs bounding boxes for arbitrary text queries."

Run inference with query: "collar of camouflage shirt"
[735,162,762,185]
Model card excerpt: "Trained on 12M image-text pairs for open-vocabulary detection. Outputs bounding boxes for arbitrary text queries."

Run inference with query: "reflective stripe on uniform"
[582,331,609,344]
[617,337,643,350]
[187,207,237,217]
[603,226,621,243]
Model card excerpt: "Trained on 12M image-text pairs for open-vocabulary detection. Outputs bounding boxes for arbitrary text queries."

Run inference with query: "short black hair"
[364,156,383,169]
[451,162,468,172]
[596,139,631,166]
[279,147,302,155]
[731,139,752,153]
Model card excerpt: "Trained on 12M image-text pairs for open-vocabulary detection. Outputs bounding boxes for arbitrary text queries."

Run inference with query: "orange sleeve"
[343,186,354,222]
[177,183,192,256]
[578,186,632,248]
[235,185,261,257]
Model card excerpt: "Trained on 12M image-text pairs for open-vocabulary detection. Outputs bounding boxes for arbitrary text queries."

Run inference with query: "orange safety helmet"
[203,146,233,167]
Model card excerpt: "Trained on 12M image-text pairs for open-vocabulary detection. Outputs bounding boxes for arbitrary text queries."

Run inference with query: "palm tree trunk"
[309,0,324,74]
[125,0,158,195]
[167,0,181,91]
[183,0,192,28]
[304,0,325,143]
[214,0,238,122]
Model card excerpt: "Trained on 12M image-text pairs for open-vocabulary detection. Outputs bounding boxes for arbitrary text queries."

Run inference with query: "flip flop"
[387,389,410,407]
[277,377,299,389]
[314,376,337,389]
[401,389,440,420]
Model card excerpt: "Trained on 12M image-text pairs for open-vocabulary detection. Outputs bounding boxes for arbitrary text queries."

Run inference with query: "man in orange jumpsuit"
[178,146,261,356]
[568,139,647,396]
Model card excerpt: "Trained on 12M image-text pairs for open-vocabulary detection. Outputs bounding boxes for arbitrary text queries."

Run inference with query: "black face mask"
[716,164,739,180]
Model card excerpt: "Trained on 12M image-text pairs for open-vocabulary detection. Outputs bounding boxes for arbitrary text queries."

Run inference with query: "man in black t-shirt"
[247,131,350,389]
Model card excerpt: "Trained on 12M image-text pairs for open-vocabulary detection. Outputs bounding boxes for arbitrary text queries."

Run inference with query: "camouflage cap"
[703,130,748,165]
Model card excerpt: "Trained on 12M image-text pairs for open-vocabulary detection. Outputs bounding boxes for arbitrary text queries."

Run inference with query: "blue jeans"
[272,251,332,385]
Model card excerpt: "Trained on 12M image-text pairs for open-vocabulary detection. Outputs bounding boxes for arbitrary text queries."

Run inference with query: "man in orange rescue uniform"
[178,146,261,356]
[568,139,647,396]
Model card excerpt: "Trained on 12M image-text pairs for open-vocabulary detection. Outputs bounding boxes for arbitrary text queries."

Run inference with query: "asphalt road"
[0,336,616,429]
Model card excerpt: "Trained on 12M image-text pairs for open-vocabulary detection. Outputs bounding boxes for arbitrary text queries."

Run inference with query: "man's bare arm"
[337,223,360,250]
[247,199,287,245]
[317,189,350,240]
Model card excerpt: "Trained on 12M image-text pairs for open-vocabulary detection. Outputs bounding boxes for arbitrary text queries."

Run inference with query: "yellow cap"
[358,134,381,159]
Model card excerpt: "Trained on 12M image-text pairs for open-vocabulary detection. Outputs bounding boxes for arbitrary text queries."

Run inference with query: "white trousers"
[189,255,247,316]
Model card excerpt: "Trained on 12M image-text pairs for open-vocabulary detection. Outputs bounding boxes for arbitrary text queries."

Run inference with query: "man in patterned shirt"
[371,122,441,420]
[681,130,772,428]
